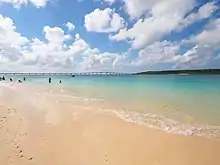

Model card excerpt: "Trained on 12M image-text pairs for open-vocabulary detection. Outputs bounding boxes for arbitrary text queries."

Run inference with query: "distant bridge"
[0,72,136,76]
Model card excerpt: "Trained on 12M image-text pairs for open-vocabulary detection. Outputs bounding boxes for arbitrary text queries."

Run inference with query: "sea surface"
[1,74,220,138]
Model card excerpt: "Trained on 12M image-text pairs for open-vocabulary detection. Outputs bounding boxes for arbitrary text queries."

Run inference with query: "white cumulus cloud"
[125,18,220,71]
[131,41,179,71]
[0,14,29,63]
[101,0,116,4]
[0,14,126,72]
[174,18,220,69]
[84,8,125,33]
[123,0,158,19]
[184,18,220,48]
[44,26,71,42]
[1,7,220,72]
[0,0,49,8]
[110,0,196,49]
[177,2,218,31]
[65,22,75,31]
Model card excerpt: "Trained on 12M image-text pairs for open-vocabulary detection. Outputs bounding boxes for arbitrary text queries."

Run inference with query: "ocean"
[1,74,220,138]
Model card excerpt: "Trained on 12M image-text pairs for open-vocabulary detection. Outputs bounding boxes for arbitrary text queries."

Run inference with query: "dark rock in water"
[71,75,75,77]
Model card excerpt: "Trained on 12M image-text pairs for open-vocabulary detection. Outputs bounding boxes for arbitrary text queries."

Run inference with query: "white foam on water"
[42,91,220,139]
[100,108,220,139]
[13,85,220,139]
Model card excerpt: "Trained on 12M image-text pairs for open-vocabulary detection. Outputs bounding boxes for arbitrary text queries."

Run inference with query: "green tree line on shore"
[138,69,220,75]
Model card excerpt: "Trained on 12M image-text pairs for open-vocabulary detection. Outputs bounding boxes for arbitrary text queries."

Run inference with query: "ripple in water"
[28,87,220,139]
[99,109,220,139]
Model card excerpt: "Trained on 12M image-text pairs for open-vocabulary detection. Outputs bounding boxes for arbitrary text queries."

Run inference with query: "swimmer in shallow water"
[10,78,13,82]
[59,80,62,83]
[49,77,51,83]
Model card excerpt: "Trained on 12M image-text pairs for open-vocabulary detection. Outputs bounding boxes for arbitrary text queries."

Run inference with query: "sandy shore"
[0,84,220,165]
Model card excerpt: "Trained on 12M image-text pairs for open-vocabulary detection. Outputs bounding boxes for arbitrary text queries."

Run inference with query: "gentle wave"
[1,82,220,139]
[5,83,219,139]
[99,108,220,139]
[43,91,220,139]
[40,92,104,102]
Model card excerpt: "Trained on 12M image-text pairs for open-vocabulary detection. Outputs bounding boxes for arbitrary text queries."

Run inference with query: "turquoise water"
[1,74,220,128]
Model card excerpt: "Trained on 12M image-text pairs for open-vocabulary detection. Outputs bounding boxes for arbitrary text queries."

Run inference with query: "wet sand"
[0,84,220,165]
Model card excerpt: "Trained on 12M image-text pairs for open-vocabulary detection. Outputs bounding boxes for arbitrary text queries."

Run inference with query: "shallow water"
[1,74,220,137]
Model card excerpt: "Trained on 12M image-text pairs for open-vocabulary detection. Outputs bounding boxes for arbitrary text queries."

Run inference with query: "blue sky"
[0,0,220,72]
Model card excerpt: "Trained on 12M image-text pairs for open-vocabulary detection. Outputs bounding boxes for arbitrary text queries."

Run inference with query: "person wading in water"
[49,77,52,83]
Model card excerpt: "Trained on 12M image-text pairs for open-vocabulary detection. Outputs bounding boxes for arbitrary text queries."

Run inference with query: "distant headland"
[137,69,220,75]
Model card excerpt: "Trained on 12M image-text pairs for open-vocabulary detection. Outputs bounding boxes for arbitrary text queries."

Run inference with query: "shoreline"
[1,103,220,165]
[1,82,220,139]
[1,83,220,165]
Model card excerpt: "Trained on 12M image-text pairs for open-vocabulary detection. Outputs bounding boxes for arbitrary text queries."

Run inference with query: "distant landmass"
[137,69,220,75]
